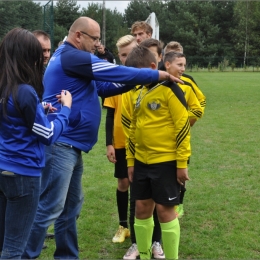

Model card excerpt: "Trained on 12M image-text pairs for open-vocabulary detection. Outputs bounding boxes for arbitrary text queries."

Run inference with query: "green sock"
[134,216,154,259]
[160,218,180,259]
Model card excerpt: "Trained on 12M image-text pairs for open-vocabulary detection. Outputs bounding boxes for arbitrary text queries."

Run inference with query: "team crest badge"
[147,100,161,110]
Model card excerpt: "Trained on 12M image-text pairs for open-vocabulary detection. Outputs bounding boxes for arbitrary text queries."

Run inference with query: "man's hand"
[106,145,116,163]
[128,166,134,183]
[158,71,184,84]
[177,168,190,185]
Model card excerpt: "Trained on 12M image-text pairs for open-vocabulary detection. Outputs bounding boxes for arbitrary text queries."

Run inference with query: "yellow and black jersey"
[121,85,142,141]
[104,95,125,149]
[181,73,206,113]
[179,80,203,120]
[126,81,191,168]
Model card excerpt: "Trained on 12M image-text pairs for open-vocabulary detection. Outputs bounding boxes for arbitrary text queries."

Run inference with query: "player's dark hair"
[163,51,185,64]
[125,45,156,68]
[0,28,44,117]
[139,38,162,56]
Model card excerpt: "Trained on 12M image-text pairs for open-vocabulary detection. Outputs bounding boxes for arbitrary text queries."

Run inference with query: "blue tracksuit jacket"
[44,42,159,152]
[0,84,71,176]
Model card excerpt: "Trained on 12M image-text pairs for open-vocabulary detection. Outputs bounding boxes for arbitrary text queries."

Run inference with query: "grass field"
[40,72,260,259]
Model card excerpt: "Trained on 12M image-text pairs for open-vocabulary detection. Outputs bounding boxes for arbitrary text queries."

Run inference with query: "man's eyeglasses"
[80,31,101,43]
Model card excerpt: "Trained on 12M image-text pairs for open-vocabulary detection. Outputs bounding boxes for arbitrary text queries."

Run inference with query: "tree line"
[0,0,259,68]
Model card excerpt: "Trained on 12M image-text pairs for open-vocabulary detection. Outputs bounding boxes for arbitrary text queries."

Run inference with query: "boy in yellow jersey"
[163,41,206,218]
[104,35,137,244]
[125,45,191,259]
[164,41,206,123]
[121,38,165,260]
[164,52,203,124]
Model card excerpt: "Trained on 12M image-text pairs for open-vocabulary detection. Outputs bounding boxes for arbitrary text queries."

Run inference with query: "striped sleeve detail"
[128,138,135,156]
[92,61,118,72]
[190,108,203,118]
[176,119,190,148]
[32,121,54,139]
[200,100,206,108]
[122,114,131,130]
[111,82,124,88]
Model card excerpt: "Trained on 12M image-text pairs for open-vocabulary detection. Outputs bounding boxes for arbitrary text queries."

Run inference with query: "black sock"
[129,184,136,243]
[152,208,162,243]
[117,189,129,228]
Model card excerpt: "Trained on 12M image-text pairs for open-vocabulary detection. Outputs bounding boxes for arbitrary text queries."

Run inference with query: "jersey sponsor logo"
[147,100,161,111]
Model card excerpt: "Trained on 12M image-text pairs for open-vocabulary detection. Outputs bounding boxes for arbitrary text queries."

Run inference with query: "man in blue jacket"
[23,16,180,259]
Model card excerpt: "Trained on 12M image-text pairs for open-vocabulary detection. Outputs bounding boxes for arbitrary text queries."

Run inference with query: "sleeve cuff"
[127,158,135,167]
[60,106,71,117]
[177,160,188,168]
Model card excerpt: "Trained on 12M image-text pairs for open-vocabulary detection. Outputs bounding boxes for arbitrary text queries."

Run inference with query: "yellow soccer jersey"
[104,95,125,149]
[181,74,206,113]
[178,80,203,120]
[126,81,191,168]
[121,85,142,141]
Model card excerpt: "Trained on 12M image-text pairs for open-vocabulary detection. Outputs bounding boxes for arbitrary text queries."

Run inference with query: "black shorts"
[114,148,128,179]
[131,159,181,206]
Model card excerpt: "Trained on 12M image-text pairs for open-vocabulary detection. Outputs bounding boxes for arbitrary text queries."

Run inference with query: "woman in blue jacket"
[0,28,72,259]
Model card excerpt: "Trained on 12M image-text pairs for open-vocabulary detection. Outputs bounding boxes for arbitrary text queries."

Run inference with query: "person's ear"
[164,61,170,69]
[150,62,157,70]
[75,31,81,43]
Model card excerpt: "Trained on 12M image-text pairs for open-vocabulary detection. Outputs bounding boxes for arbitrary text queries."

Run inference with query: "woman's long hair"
[0,28,44,117]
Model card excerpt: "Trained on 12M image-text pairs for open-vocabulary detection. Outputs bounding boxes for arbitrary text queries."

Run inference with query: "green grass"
[40,72,260,259]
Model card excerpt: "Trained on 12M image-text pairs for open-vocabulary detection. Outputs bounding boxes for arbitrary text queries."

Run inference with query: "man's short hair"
[32,30,50,40]
[131,21,153,35]
[139,38,162,56]
[116,35,136,49]
[163,51,185,64]
[164,41,183,54]
[125,45,156,68]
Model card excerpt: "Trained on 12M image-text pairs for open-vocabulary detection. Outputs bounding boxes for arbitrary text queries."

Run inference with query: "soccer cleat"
[175,204,184,218]
[152,241,165,259]
[123,243,139,259]
[112,225,130,243]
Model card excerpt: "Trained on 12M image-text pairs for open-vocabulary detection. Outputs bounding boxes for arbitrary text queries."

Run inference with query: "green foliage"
[54,0,80,30]
[81,2,103,25]
[105,10,129,56]
[218,58,229,72]
[53,0,80,48]
[0,0,42,41]
[231,1,260,66]
[124,0,151,27]
[53,24,68,49]
[1,0,260,67]
[207,62,211,72]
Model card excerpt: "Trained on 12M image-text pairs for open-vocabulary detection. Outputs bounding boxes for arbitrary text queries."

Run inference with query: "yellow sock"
[160,218,180,259]
[134,216,154,259]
